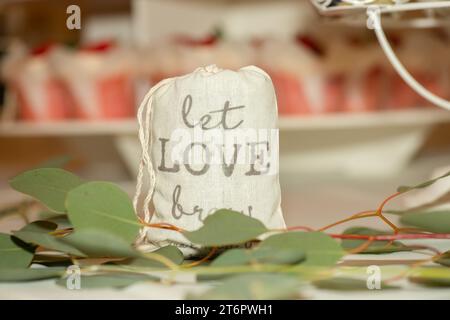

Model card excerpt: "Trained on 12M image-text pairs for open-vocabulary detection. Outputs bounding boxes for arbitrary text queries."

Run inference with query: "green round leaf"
[313,277,399,291]
[397,170,450,193]
[0,267,65,282]
[341,227,412,254]
[189,273,302,300]
[66,182,140,244]
[409,267,450,287]
[400,211,450,233]
[211,247,305,267]
[0,233,34,269]
[123,246,184,268]
[435,251,450,267]
[13,221,85,257]
[56,273,159,289]
[9,168,84,213]
[258,231,344,267]
[19,221,57,233]
[61,229,141,258]
[182,209,268,246]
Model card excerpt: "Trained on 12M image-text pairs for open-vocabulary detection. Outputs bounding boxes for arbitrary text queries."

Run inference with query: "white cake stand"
[311,0,450,110]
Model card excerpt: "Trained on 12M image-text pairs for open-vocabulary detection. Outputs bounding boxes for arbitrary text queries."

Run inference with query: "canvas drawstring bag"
[134,64,285,256]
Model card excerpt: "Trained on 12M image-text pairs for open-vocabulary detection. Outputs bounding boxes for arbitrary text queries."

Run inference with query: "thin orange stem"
[376,192,401,215]
[318,211,377,232]
[139,218,186,232]
[374,192,403,233]
[347,237,375,254]
[50,228,73,237]
[396,227,427,234]
[377,213,399,233]
[183,247,218,268]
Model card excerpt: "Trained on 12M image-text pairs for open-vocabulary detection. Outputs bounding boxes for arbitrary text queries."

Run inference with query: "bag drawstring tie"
[134,77,174,243]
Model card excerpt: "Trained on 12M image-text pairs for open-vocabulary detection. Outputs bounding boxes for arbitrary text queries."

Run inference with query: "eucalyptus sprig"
[0,166,449,298]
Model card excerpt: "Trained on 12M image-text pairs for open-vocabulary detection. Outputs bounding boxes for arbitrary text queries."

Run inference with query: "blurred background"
[1,0,450,230]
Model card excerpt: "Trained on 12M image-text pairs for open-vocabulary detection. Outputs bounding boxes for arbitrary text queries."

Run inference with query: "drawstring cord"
[134,78,175,243]
[134,65,222,244]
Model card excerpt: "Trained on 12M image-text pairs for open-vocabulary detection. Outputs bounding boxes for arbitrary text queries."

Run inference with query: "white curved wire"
[367,3,450,111]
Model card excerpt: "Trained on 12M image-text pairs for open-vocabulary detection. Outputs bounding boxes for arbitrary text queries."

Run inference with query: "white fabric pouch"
[134,65,285,256]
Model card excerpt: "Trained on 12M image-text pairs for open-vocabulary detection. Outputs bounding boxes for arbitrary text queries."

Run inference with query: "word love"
[158,136,273,177]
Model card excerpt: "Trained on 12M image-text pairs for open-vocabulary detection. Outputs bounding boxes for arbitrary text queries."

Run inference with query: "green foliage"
[9,168,83,213]
[190,273,302,299]
[56,273,159,289]
[0,233,34,269]
[435,251,450,267]
[60,229,140,258]
[397,170,450,193]
[313,277,399,290]
[211,247,305,267]
[122,246,184,268]
[0,267,66,282]
[66,182,140,244]
[400,211,450,233]
[2,167,449,295]
[13,221,85,257]
[258,232,344,267]
[341,227,412,254]
[408,267,450,287]
[183,209,268,246]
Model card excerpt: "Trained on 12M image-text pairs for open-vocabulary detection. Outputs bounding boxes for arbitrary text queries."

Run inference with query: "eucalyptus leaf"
[435,251,450,267]
[153,245,184,265]
[32,254,73,266]
[56,273,159,289]
[123,246,184,268]
[258,232,344,267]
[61,229,140,258]
[189,273,302,300]
[37,211,64,220]
[19,220,57,233]
[183,210,268,246]
[37,211,60,221]
[400,211,450,233]
[409,267,450,287]
[0,233,34,269]
[34,212,72,229]
[397,170,450,193]
[387,191,450,216]
[13,222,85,257]
[0,267,65,282]
[313,277,399,291]
[66,182,140,244]
[341,227,412,254]
[9,168,84,213]
[211,247,305,267]
[47,216,72,229]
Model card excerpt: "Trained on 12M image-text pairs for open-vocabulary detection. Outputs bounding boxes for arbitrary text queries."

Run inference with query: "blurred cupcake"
[386,32,449,110]
[2,42,74,121]
[53,41,136,119]
[211,40,255,70]
[145,41,184,84]
[258,36,325,115]
[325,36,386,113]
